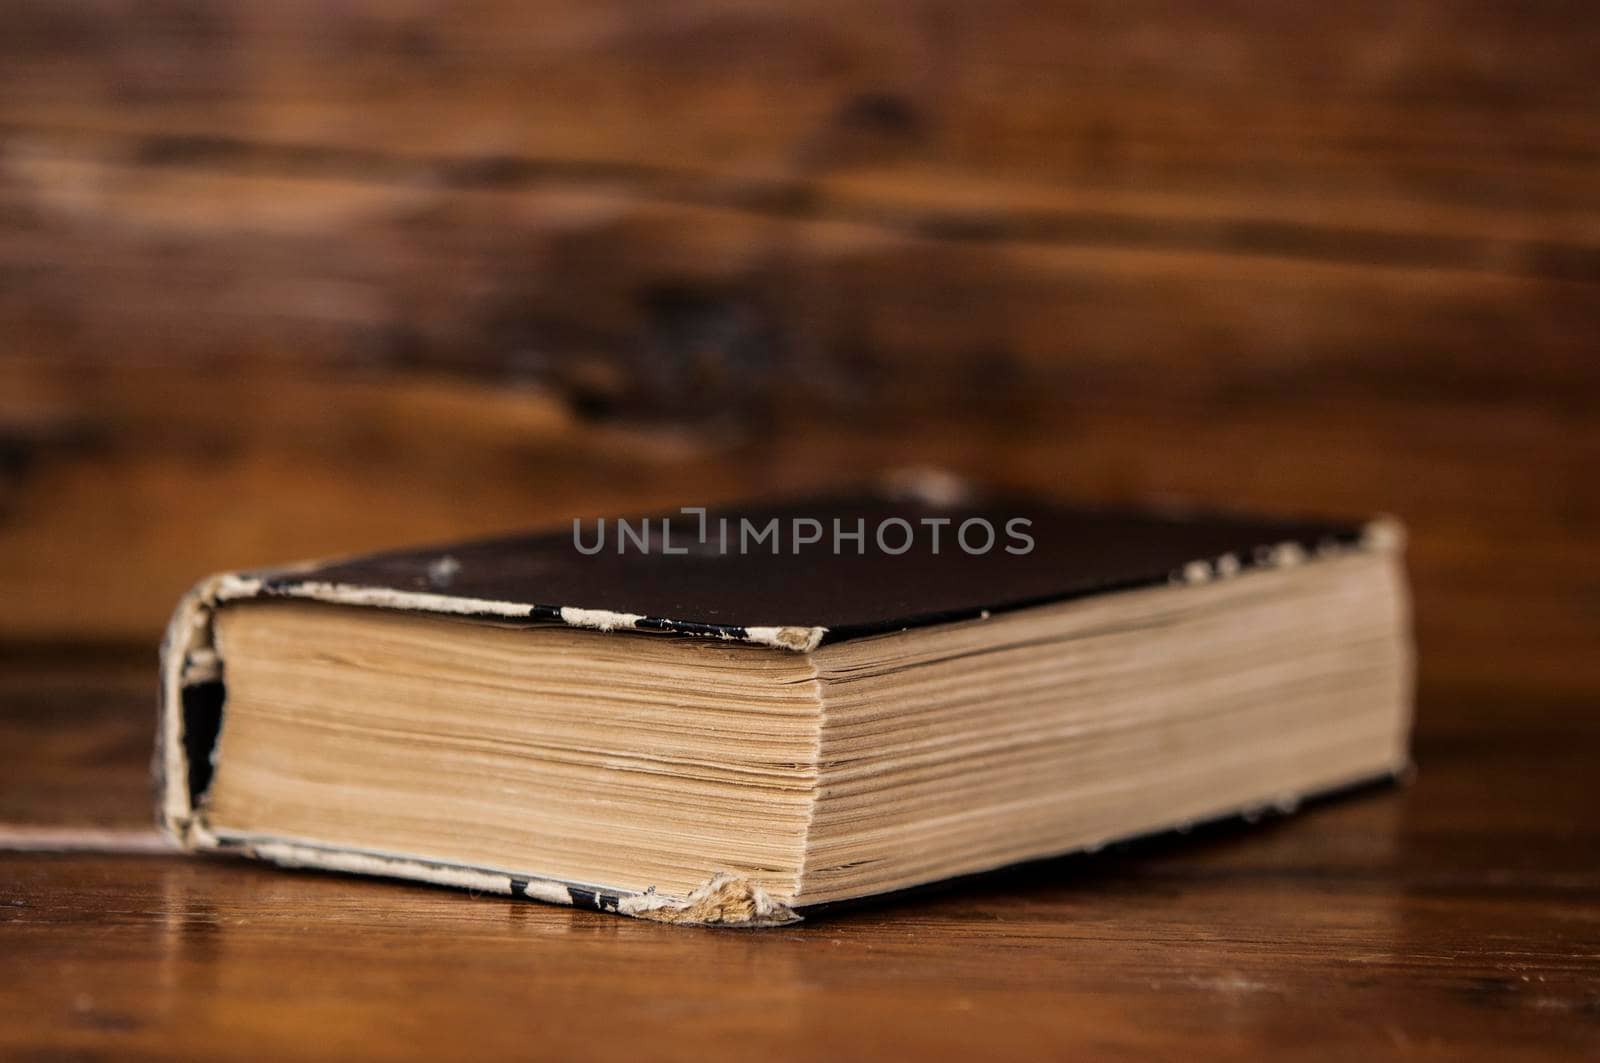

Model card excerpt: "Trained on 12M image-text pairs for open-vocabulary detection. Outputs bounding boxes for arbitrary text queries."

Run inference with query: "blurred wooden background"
[1,0,1596,696]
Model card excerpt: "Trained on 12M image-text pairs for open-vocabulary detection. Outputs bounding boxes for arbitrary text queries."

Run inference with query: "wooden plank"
[3,155,1597,415]
[4,1,1596,187]
[1,0,1596,419]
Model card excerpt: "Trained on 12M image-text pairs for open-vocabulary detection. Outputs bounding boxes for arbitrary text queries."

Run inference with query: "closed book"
[157,487,1412,926]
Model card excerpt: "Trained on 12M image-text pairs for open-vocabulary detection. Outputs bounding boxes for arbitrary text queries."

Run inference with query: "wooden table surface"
[3,655,1596,1060]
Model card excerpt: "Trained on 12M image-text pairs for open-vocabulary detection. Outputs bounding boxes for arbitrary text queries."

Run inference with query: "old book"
[157,487,1413,927]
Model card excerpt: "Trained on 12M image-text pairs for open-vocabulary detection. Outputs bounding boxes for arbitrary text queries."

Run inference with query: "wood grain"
[3,130,1596,413]
[4,2,1596,194]
[2,0,1597,418]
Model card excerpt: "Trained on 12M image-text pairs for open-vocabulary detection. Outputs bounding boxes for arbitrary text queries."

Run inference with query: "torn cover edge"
[216,835,801,928]
[242,570,828,653]
[153,516,1404,927]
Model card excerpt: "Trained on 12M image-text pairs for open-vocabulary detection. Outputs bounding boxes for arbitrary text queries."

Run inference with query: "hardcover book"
[157,487,1413,927]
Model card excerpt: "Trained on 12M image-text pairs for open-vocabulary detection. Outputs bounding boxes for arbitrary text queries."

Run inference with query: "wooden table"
[3,657,1596,1060]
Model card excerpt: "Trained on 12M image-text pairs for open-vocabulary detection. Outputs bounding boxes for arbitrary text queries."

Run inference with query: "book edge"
[153,515,1407,927]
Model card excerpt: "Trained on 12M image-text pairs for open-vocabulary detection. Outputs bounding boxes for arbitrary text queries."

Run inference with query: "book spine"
[155,575,223,846]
